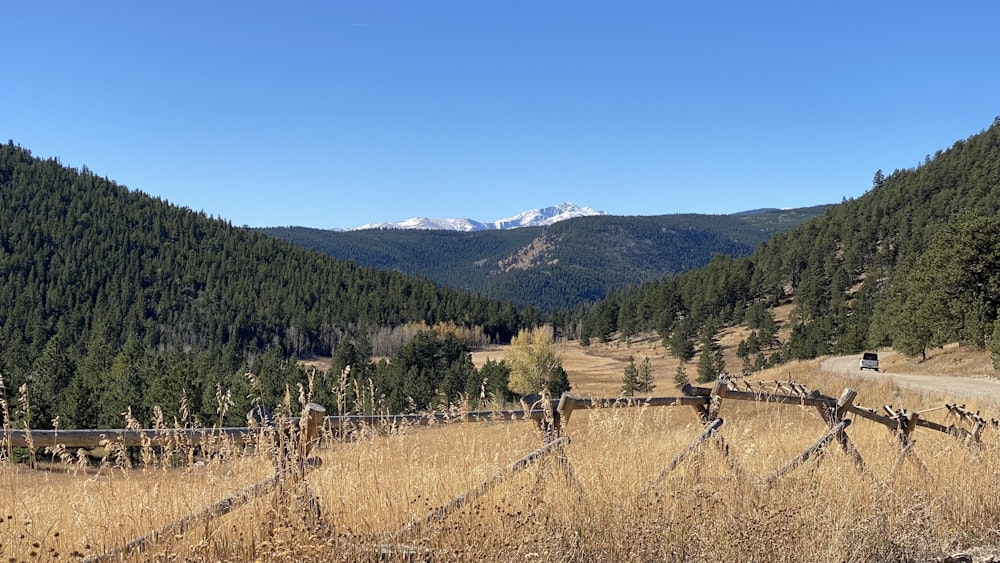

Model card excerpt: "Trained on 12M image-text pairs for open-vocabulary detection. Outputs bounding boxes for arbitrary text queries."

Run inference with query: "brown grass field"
[3,329,1000,561]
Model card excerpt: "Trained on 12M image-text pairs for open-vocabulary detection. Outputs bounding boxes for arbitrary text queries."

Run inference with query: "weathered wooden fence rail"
[2,408,554,449]
[384,377,999,551]
[558,381,995,441]
[390,436,571,542]
[3,426,257,449]
[80,403,328,563]
[5,381,994,450]
[4,376,998,560]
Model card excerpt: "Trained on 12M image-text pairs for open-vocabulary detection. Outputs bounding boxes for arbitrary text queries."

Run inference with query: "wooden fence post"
[707,377,728,421]
[520,392,561,442]
[390,437,571,543]
[82,402,330,563]
[641,417,724,494]
[681,383,711,423]
[814,388,864,471]
[299,402,326,460]
[887,409,931,479]
[294,402,328,529]
[970,420,986,445]
[764,419,851,487]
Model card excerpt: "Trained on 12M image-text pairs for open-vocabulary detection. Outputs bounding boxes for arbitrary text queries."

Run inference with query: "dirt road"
[821,354,1000,404]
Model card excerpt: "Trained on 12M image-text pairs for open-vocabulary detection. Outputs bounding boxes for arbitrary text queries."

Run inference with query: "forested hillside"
[8,117,997,430]
[572,118,1000,373]
[0,143,533,428]
[260,207,828,311]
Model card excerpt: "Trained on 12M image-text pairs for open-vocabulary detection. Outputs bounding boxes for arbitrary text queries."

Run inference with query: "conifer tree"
[696,332,725,383]
[621,355,639,397]
[696,345,716,383]
[667,319,696,362]
[636,356,655,393]
[546,365,572,396]
[872,169,885,190]
[673,363,688,389]
[758,312,778,350]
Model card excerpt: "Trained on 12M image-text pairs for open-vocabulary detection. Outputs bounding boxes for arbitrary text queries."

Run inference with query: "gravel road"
[821,354,1000,404]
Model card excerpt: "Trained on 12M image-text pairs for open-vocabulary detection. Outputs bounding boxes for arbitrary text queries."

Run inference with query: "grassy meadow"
[3,338,1000,561]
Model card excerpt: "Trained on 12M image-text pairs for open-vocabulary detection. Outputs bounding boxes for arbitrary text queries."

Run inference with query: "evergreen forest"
[0,143,533,429]
[261,207,828,312]
[5,117,1000,429]
[568,118,1000,373]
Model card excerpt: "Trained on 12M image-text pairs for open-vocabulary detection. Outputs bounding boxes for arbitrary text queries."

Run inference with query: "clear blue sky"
[4,2,998,229]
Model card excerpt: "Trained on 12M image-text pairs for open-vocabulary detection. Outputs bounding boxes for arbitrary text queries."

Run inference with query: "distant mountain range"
[353,202,606,231]
[260,205,832,311]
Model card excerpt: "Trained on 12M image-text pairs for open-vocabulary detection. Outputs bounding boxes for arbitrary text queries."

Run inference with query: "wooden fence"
[2,407,552,449]
[385,375,998,548]
[3,375,997,560]
[6,380,992,451]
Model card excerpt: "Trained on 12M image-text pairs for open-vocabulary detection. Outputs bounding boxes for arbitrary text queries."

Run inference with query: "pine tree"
[621,355,639,397]
[673,363,688,389]
[696,345,716,383]
[696,330,725,383]
[546,365,572,396]
[872,169,885,190]
[667,319,696,362]
[474,358,512,407]
[29,335,77,429]
[758,313,778,350]
[636,356,655,393]
[713,346,726,377]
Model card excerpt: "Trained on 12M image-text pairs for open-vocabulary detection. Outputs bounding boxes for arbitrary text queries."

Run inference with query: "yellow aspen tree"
[505,325,563,395]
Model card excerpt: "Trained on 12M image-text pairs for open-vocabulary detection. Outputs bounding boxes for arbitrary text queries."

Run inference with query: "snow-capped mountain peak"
[353,203,606,231]
[490,203,606,229]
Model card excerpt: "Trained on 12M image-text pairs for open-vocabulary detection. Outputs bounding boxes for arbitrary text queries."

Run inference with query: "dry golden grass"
[877,344,997,378]
[0,447,275,560]
[472,303,799,398]
[473,325,773,398]
[300,360,1000,562]
[4,337,1000,561]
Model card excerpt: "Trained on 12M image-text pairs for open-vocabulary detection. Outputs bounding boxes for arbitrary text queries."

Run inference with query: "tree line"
[562,118,1000,374]
[0,142,536,428]
[6,115,1000,430]
[261,208,828,312]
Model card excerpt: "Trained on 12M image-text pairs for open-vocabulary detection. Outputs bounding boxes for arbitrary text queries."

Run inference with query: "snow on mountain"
[355,217,489,231]
[352,203,606,231]
[489,203,606,229]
